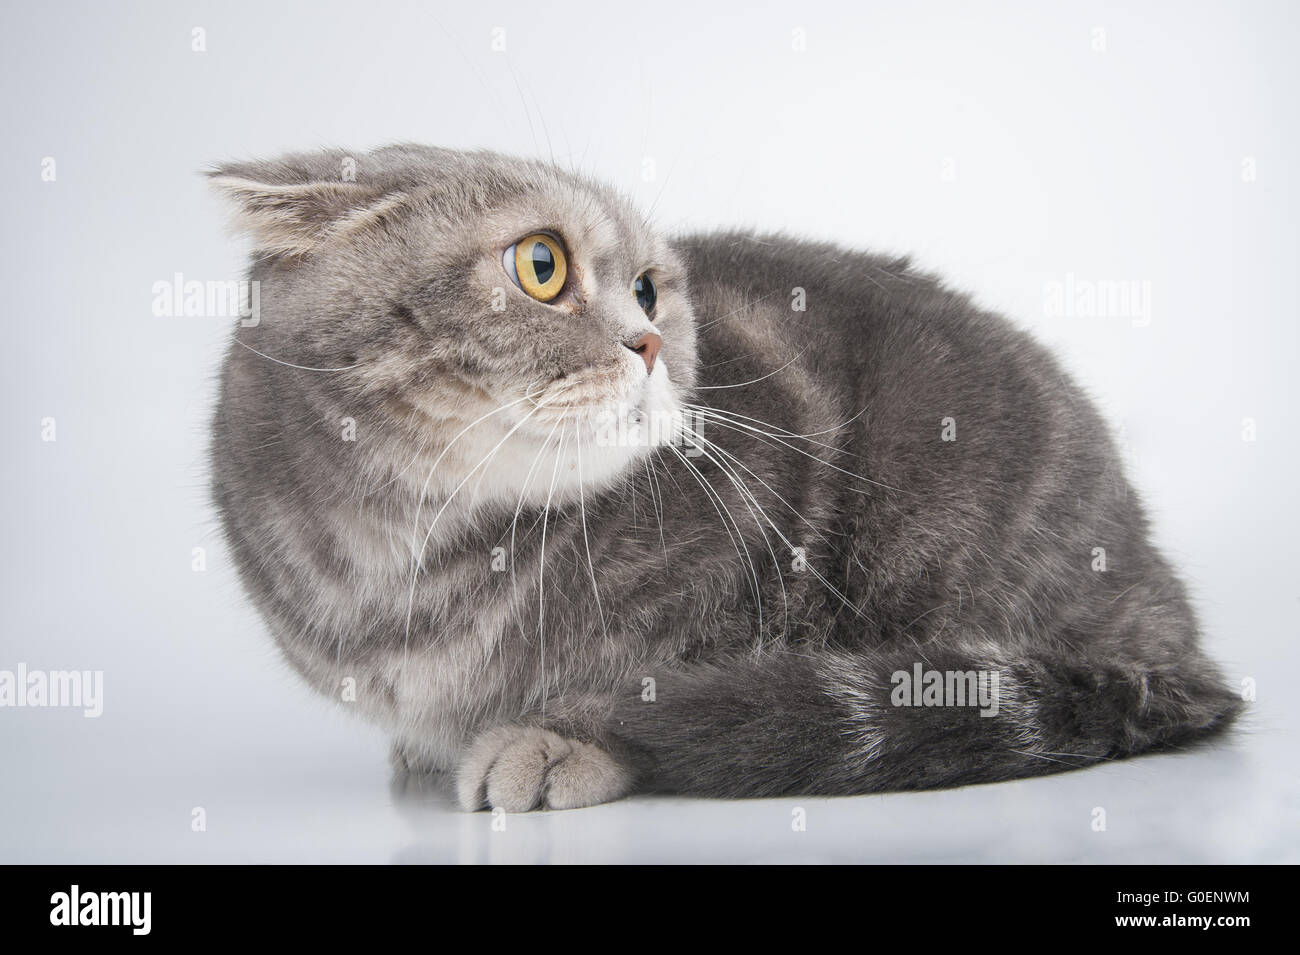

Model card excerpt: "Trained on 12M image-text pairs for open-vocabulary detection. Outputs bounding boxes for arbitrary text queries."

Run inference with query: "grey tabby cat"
[209,144,1239,811]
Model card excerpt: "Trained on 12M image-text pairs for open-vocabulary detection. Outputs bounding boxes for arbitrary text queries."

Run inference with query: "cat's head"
[210,144,696,504]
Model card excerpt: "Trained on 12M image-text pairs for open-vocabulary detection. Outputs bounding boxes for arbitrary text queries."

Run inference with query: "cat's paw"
[455,725,631,812]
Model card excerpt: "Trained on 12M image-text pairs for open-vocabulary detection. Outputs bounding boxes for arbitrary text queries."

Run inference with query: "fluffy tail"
[604,640,1242,797]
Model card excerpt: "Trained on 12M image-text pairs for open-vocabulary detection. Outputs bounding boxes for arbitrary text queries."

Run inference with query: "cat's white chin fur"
[380,357,686,569]
[484,358,684,507]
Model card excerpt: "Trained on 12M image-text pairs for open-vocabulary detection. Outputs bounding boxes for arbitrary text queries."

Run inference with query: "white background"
[1,0,1295,862]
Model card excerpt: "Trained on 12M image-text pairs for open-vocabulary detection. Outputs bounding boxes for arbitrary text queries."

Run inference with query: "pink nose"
[627,332,661,375]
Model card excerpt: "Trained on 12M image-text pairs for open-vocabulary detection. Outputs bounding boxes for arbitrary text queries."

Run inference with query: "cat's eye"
[503,233,567,302]
[633,273,656,316]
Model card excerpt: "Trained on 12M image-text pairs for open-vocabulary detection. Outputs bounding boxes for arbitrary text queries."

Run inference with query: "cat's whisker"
[491,416,566,648]
[693,399,871,442]
[502,55,541,159]
[681,427,855,617]
[681,423,873,585]
[666,443,765,628]
[643,454,669,567]
[685,400,862,454]
[1037,750,1119,762]
[1010,749,1080,767]
[464,389,553,507]
[574,425,609,643]
[230,335,363,373]
[402,393,536,563]
[360,432,434,500]
[683,404,905,495]
[506,414,565,601]
[680,426,867,627]
[693,289,785,332]
[686,407,875,495]
[677,432,791,640]
[536,422,571,725]
[363,384,541,501]
[692,348,809,391]
[643,148,683,222]
[402,397,552,655]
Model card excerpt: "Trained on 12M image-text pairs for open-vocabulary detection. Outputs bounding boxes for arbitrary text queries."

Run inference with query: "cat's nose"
[626,332,661,375]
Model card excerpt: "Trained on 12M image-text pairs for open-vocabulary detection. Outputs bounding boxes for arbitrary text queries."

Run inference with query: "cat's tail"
[603,638,1243,797]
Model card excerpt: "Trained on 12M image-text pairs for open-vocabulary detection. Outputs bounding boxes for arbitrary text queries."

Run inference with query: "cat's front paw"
[456,725,631,812]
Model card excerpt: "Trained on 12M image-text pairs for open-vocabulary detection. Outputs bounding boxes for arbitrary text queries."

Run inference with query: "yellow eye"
[504,233,567,302]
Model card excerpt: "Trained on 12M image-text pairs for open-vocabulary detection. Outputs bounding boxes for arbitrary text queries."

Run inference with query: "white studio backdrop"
[0,0,1295,862]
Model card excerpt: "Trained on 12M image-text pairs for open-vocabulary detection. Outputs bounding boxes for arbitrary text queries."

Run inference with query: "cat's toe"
[455,725,630,812]
[540,738,632,810]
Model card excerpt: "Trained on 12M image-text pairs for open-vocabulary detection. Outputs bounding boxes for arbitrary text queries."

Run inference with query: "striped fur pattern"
[209,145,1239,810]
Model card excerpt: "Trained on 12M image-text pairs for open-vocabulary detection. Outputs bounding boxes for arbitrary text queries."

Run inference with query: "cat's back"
[670,229,1120,519]
[670,229,1045,394]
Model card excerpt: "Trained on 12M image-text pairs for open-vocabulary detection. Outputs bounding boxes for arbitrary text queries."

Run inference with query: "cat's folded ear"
[207,156,406,257]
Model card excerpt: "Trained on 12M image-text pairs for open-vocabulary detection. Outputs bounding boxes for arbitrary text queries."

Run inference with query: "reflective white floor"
[1,646,1293,864]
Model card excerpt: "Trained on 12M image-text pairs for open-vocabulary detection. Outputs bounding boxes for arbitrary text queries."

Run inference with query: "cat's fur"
[209,144,1240,811]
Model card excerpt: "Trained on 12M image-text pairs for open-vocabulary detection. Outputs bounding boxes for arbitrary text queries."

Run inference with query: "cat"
[208,144,1240,811]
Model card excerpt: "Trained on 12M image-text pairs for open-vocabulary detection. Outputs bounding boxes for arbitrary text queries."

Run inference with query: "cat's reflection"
[387,767,560,864]
[388,765,646,864]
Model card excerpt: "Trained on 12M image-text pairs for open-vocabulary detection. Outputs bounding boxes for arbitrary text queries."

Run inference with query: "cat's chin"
[459,362,687,510]
[536,377,686,499]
